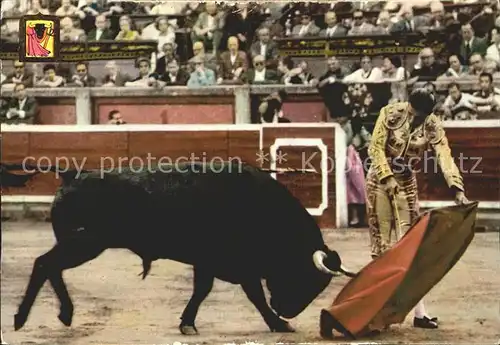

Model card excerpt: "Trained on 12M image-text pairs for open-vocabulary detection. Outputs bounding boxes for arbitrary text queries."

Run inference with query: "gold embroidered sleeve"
[425,115,465,192]
[368,106,393,181]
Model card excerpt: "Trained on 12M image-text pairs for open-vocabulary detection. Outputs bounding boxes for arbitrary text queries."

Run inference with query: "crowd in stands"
[2,0,500,124]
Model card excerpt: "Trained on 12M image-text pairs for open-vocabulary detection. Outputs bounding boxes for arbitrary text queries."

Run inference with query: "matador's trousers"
[366,168,421,258]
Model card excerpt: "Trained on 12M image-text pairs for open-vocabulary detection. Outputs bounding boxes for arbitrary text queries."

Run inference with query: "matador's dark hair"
[409,88,436,115]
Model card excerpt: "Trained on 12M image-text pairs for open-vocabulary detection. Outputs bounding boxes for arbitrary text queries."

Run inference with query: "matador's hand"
[455,191,469,205]
[383,176,400,196]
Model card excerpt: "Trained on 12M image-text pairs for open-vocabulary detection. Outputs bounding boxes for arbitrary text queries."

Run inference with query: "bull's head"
[266,249,357,319]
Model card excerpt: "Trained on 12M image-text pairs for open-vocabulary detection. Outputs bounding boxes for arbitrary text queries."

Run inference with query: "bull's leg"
[241,280,295,333]
[14,237,104,330]
[179,267,214,335]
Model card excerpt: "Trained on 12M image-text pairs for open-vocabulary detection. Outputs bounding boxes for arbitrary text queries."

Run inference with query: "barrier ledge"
[1,119,498,131]
[0,122,337,132]
[0,85,245,98]
[3,82,500,99]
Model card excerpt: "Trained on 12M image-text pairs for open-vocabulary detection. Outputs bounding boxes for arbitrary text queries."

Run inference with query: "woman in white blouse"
[343,56,383,83]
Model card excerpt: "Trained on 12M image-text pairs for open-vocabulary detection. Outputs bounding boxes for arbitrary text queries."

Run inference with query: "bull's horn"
[312,250,336,275]
[339,264,357,278]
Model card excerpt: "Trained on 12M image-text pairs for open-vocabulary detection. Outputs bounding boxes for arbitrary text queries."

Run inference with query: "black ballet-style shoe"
[413,316,438,329]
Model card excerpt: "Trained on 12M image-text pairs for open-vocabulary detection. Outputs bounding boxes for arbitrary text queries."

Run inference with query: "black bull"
[1,161,356,335]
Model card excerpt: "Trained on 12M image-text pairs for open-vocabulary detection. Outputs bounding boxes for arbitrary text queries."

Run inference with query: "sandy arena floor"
[1,221,499,345]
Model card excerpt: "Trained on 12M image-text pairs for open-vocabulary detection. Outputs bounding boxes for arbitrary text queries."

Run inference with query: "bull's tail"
[138,258,153,280]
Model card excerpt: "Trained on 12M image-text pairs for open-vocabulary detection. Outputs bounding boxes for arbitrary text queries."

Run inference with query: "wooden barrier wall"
[1,123,499,229]
[0,124,344,228]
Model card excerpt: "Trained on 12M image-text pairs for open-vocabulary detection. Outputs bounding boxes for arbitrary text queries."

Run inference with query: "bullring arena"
[1,0,500,343]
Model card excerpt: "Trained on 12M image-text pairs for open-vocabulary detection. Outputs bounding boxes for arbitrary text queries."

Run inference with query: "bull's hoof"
[179,324,198,335]
[14,313,27,331]
[270,319,295,333]
[319,310,334,339]
[58,310,73,327]
[319,309,355,340]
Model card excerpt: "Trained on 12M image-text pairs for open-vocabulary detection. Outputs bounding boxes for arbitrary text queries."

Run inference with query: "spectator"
[373,10,393,34]
[87,15,114,41]
[160,60,189,86]
[35,64,65,88]
[0,83,37,125]
[426,1,446,30]
[181,2,205,33]
[1,61,34,88]
[460,24,488,64]
[258,15,284,40]
[115,15,139,41]
[191,2,224,55]
[410,47,446,81]
[319,11,347,37]
[390,5,426,34]
[483,59,500,77]
[291,11,320,37]
[277,56,300,84]
[26,0,49,15]
[60,17,86,42]
[468,53,485,76]
[141,16,176,53]
[222,2,261,51]
[187,56,216,88]
[318,57,350,86]
[102,60,130,87]
[148,2,184,15]
[381,56,408,102]
[0,20,18,42]
[423,81,437,97]
[155,42,180,75]
[55,0,79,17]
[102,1,125,29]
[125,58,160,88]
[348,10,375,36]
[247,55,279,84]
[218,36,248,84]
[485,27,500,66]
[473,72,500,112]
[188,41,217,74]
[258,90,290,123]
[77,0,101,32]
[442,82,491,120]
[107,110,126,124]
[344,56,383,83]
[287,60,318,86]
[68,61,97,87]
[438,54,468,79]
[249,27,279,69]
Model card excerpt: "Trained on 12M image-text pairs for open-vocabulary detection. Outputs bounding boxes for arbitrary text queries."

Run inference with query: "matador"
[366,88,469,329]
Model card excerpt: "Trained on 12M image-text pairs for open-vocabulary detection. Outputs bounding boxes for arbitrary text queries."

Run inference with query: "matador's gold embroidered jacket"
[368,101,465,192]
